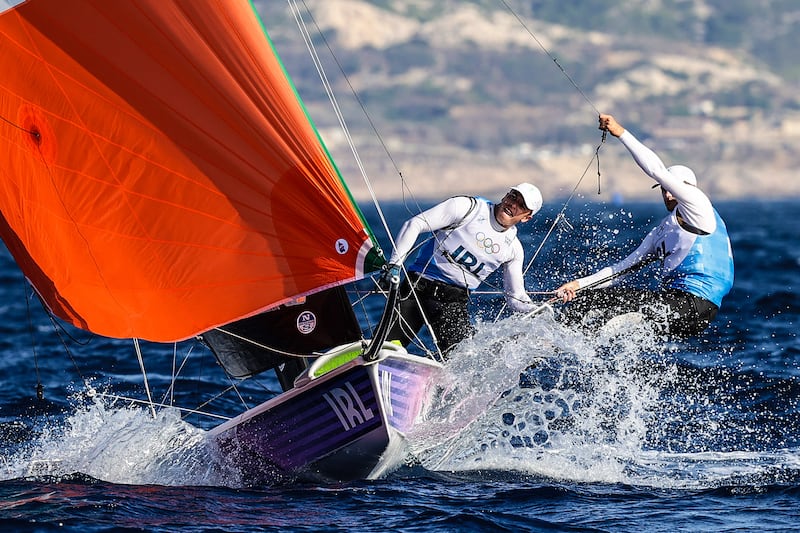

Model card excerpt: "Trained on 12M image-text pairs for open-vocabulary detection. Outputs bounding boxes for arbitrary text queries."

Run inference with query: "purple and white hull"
[209,343,440,484]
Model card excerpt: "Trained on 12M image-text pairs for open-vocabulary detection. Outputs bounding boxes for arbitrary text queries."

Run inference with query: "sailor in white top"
[384,183,542,354]
[556,114,734,337]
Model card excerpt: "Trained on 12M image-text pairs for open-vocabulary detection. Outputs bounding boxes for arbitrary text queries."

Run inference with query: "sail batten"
[0,0,376,341]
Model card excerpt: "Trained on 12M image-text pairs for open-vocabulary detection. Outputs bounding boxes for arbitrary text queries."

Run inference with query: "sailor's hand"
[555,281,579,302]
[599,113,625,137]
[378,263,402,291]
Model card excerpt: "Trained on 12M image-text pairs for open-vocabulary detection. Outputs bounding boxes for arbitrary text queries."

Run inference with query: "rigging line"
[159,343,194,408]
[221,369,250,411]
[492,138,605,320]
[370,282,438,360]
[367,275,441,360]
[442,2,608,319]
[498,0,601,116]
[493,2,611,280]
[192,380,246,416]
[500,0,608,282]
[575,255,659,293]
[95,392,231,422]
[289,1,396,252]
[0,114,39,137]
[26,280,96,347]
[41,308,95,390]
[188,348,274,415]
[397,314,439,360]
[246,373,281,395]
[349,286,377,335]
[491,2,611,276]
[23,280,43,400]
[521,255,660,319]
[213,326,326,359]
[472,289,554,296]
[293,0,404,178]
[289,0,429,257]
[524,137,606,276]
[170,343,177,406]
[350,287,373,308]
[133,338,157,418]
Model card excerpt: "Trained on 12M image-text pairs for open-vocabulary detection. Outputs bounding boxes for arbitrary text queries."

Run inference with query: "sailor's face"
[495,190,532,228]
[660,186,678,212]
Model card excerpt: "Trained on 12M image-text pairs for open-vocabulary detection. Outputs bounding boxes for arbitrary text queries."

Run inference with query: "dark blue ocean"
[0,199,798,532]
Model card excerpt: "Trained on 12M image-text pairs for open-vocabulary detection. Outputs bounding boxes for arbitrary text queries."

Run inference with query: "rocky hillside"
[257,0,800,203]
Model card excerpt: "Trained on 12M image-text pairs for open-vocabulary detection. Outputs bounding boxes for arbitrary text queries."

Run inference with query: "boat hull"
[209,347,440,484]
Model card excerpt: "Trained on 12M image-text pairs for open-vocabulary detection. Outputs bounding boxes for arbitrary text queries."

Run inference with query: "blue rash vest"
[574,129,734,309]
[663,209,734,307]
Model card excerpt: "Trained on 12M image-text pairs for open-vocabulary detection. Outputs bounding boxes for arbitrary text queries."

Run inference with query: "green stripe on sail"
[249,1,383,274]
[364,246,384,273]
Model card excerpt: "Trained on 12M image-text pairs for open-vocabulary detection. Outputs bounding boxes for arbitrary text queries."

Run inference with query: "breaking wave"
[409,309,800,489]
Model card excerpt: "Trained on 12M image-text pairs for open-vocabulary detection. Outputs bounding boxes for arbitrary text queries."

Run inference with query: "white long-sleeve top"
[574,131,733,306]
[389,196,535,313]
[619,130,716,234]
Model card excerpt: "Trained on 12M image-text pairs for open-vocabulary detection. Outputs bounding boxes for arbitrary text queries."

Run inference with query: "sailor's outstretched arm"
[388,196,475,264]
[600,113,715,234]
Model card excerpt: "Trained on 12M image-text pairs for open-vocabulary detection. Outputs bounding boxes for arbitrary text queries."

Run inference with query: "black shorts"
[386,273,472,354]
[557,287,718,337]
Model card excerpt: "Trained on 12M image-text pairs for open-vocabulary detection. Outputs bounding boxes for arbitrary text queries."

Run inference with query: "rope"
[289,0,412,260]
[521,255,661,321]
[159,343,195,408]
[23,280,43,400]
[0,115,40,137]
[95,392,231,422]
[288,0,454,265]
[477,2,613,319]
[37,294,95,391]
[490,134,607,321]
[286,1,613,339]
[133,338,156,418]
[498,0,602,116]
[211,325,325,359]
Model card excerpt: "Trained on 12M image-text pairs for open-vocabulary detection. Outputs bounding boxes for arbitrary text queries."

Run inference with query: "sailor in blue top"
[383,183,542,355]
[556,114,734,337]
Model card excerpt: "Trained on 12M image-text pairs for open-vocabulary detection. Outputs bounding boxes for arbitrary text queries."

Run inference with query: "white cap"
[667,165,697,186]
[651,165,698,189]
[510,182,543,214]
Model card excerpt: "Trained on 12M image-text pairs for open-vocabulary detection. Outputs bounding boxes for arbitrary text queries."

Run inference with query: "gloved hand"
[377,263,402,291]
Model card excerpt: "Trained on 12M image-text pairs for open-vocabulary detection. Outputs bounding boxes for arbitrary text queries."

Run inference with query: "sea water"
[0,200,798,532]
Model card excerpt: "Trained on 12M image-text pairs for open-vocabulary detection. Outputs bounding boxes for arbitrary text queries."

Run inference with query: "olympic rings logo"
[475,232,500,254]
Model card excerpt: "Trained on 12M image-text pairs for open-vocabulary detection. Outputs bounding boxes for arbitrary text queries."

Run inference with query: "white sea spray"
[406,308,795,488]
[0,389,239,487]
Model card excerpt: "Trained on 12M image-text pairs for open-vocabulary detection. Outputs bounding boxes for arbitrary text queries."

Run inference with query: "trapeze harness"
[387,196,534,352]
[391,196,533,312]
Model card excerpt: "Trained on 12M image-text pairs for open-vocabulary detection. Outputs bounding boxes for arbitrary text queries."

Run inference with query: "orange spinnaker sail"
[0,0,377,341]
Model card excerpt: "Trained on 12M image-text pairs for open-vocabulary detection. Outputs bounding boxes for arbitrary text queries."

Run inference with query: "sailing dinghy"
[0,0,441,483]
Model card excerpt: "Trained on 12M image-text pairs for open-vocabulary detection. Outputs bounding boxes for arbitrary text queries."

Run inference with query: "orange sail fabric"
[0,0,375,341]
